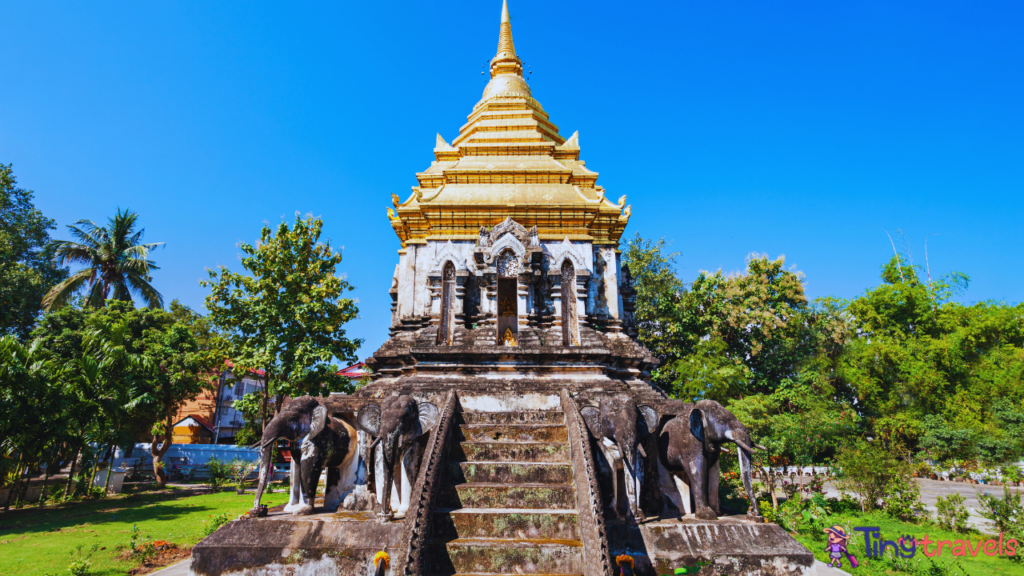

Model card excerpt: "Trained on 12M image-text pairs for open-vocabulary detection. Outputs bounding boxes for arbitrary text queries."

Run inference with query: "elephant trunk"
[735,430,760,517]
[252,441,274,510]
[619,433,643,516]
[378,430,401,518]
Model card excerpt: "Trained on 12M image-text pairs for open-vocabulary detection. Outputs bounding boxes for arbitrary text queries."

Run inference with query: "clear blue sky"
[2,1,1021,360]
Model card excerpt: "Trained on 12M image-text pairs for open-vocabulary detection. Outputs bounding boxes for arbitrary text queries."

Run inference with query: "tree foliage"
[43,208,163,311]
[0,164,67,338]
[624,235,1024,467]
[201,215,361,429]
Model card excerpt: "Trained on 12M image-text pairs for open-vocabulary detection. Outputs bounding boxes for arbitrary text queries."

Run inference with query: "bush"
[229,459,257,493]
[202,512,231,538]
[935,493,971,533]
[977,484,1023,563]
[206,458,231,491]
[883,473,924,521]
[834,439,909,512]
[67,544,97,576]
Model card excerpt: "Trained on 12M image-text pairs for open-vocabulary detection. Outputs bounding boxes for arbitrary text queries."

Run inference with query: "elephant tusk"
[637,443,647,458]
[369,436,381,450]
[734,439,757,453]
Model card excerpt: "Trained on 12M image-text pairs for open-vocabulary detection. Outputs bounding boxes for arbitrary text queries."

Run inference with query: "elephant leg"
[690,458,716,520]
[321,465,340,510]
[709,459,721,515]
[673,473,693,515]
[284,451,306,514]
[656,459,685,516]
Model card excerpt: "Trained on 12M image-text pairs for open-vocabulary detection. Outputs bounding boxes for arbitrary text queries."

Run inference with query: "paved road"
[803,477,1022,533]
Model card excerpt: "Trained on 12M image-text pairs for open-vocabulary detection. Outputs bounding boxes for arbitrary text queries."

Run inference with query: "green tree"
[43,209,163,311]
[840,254,1024,462]
[201,215,361,430]
[0,164,67,338]
[141,320,218,486]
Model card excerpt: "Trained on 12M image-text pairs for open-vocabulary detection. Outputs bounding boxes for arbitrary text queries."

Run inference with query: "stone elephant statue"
[356,395,439,522]
[581,396,658,520]
[657,399,762,520]
[251,396,359,516]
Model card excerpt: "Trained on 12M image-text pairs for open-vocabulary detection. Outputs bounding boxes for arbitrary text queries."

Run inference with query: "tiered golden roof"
[388,0,630,247]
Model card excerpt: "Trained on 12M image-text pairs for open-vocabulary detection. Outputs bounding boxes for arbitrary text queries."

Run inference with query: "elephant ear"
[417,402,439,436]
[308,404,328,441]
[580,406,602,439]
[638,405,658,438]
[689,408,706,445]
[356,404,381,438]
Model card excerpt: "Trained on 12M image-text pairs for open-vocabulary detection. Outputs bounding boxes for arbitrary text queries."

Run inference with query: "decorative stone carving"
[496,249,520,277]
[546,237,588,273]
[489,216,532,246]
[431,240,467,274]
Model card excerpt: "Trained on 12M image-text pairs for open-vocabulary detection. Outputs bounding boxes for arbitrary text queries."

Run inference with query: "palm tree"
[42,209,164,310]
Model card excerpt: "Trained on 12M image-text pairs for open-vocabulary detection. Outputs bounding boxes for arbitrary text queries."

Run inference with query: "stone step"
[441,482,576,510]
[443,538,584,575]
[434,508,580,541]
[459,411,565,425]
[449,461,573,484]
[458,424,568,443]
[452,442,569,464]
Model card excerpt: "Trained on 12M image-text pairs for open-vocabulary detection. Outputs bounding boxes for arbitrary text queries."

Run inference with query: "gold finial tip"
[495,0,518,61]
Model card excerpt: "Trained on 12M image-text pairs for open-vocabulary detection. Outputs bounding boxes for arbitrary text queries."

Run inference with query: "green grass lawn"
[789,511,1024,576]
[0,487,289,576]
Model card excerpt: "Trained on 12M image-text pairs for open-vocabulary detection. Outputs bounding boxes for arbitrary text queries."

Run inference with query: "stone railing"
[561,390,613,576]
[397,389,458,575]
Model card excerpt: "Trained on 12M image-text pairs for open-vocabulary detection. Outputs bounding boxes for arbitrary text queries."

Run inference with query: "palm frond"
[41,269,94,311]
[50,240,98,267]
[86,278,107,308]
[125,274,164,309]
[67,220,105,247]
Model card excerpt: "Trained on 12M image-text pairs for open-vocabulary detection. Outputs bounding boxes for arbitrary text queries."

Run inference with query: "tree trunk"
[15,450,38,508]
[4,453,25,512]
[152,411,174,487]
[102,445,115,495]
[40,454,52,507]
[64,446,81,500]
[88,445,103,497]
[260,373,271,435]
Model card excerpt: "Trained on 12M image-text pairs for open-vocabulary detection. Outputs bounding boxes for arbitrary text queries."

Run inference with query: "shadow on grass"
[0,489,216,537]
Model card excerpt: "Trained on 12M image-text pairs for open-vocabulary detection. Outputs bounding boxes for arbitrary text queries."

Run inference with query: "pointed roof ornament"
[497,0,516,57]
[489,0,523,80]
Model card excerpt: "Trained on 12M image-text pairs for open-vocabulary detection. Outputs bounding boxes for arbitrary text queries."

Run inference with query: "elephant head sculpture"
[581,396,658,520]
[657,399,762,520]
[251,396,358,516]
[357,395,438,522]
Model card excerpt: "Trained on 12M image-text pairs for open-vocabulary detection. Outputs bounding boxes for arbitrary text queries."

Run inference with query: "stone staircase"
[430,409,584,576]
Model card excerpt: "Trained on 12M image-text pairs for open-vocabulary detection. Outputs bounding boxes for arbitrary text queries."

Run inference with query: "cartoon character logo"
[825,525,859,569]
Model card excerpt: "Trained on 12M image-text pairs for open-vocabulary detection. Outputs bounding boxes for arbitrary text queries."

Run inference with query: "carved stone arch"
[431,240,467,275]
[488,232,527,265]
[546,237,587,274]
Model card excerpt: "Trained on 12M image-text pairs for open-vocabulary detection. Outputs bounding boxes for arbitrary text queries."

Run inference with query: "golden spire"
[489,0,523,79]
[497,0,516,58]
